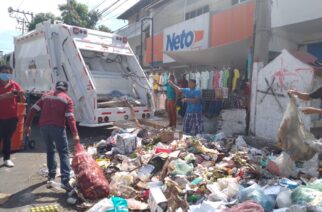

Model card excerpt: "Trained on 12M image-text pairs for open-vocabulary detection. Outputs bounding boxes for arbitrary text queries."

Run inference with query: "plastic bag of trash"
[168,159,194,176]
[267,152,298,177]
[72,142,110,200]
[109,172,138,198]
[291,179,322,207]
[223,200,264,212]
[87,198,113,212]
[207,177,239,202]
[238,184,276,212]
[277,95,322,161]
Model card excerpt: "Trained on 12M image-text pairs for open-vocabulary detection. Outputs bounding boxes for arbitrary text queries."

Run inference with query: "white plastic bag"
[277,95,322,161]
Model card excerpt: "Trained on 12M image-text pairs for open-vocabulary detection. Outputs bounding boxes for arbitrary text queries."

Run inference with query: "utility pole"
[8,7,33,34]
[253,0,271,65]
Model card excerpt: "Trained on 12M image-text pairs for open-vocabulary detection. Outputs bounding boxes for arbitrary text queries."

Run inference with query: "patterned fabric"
[183,112,204,136]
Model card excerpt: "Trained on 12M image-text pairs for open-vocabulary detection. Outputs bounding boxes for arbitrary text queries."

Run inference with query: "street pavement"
[0,124,112,212]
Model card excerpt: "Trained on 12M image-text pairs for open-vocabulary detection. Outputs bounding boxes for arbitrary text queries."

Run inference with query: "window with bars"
[185,5,210,21]
[232,0,248,5]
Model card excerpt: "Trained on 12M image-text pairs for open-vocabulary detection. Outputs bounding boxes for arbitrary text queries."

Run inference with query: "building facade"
[117,0,254,77]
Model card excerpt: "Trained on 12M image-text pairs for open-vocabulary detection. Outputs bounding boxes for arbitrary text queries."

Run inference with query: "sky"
[0,0,140,54]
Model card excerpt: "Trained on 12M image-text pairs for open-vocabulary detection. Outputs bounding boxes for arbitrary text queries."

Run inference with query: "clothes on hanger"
[232,69,240,91]
[153,73,160,91]
[222,67,230,88]
[195,71,201,89]
[200,71,210,90]
[208,69,214,89]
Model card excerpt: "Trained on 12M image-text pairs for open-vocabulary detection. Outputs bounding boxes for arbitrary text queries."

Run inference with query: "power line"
[91,0,108,12]
[97,0,121,17]
[101,0,130,20]
[17,0,25,9]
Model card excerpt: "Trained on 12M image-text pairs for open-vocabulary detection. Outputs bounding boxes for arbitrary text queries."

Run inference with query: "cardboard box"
[148,187,168,212]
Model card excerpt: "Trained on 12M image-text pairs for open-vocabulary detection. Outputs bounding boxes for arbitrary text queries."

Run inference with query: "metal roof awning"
[164,38,252,68]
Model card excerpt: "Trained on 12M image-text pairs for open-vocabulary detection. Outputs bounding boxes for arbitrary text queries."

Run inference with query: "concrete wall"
[271,0,322,28]
[250,50,322,140]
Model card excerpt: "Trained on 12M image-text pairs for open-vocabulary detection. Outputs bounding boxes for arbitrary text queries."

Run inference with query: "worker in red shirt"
[0,65,25,167]
[25,81,79,191]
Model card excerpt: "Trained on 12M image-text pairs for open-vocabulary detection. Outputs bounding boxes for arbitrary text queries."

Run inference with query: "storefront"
[145,1,255,126]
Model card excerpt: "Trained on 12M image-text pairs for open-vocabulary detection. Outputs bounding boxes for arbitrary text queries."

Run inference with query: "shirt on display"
[213,71,221,89]
[153,74,160,91]
[148,73,154,87]
[219,70,224,88]
[185,73,190,81]
[195,72,201,89]
[162,72,169,88]
[158,74,163,91]
[208,70,214,89]
[223,68,230,88]
[159,93,166,110]
[200,71,210,90]
[232,69,240,91]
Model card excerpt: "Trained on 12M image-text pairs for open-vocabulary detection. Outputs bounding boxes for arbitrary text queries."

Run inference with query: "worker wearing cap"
[25,81,79,191]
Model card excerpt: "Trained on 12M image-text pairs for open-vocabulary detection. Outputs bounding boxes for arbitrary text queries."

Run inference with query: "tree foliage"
[59,0,100,29]
[98,25,112,33]
[28,0,110,32]
[28,13,58,31]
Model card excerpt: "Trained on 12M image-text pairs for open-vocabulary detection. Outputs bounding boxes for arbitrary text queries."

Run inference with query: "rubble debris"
[62,125,322,212]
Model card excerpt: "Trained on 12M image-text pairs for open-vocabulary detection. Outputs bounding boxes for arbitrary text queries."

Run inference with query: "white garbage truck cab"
[13,21,154,127]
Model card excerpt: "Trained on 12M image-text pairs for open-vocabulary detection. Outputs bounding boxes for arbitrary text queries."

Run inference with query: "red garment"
[0,80,23,119]
[25,90,78,135]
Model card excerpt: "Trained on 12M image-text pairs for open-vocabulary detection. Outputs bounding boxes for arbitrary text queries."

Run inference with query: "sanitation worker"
[25,81,79,191]
[0,65,25,167]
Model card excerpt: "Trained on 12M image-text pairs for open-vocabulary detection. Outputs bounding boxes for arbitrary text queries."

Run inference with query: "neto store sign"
[166,30,204,51]
[163,13,209,63]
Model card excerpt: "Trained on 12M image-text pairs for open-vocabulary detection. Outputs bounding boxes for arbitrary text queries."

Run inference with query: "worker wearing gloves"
[289,87,322,114]
[25,81,79,191]
[0,65,25,167]
[169,79,204,135]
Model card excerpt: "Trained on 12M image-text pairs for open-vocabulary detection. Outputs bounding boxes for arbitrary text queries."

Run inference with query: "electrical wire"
[98,0,121,17]
[101,0,130,20]
[17,0,25,9]
[91,0,108,12]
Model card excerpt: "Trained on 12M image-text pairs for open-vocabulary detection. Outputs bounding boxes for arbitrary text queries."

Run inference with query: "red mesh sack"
[72,142,109,200]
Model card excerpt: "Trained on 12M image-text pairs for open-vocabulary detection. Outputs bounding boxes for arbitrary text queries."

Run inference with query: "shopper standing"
[0,65,25,167]
[25,81,79,191]
[169,79,203,135]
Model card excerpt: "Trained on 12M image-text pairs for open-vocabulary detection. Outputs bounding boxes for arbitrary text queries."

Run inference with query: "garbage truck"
[12,21,154,127]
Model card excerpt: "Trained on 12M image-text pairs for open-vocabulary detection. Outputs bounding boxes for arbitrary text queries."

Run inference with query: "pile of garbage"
[61,96,322,211]
[68,127,321,212]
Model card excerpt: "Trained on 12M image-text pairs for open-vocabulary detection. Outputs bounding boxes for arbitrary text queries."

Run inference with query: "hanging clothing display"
[232,69,240,91]
[208,69,214,89]
[159,93,166,110]
[195,72,201,89]
[153,74,160,91]
[200,71,210,90]
[222,68,230,88]
[213,71,221,89]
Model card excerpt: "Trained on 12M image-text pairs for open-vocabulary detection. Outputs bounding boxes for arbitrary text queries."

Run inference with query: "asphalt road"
[0,123,112,212]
